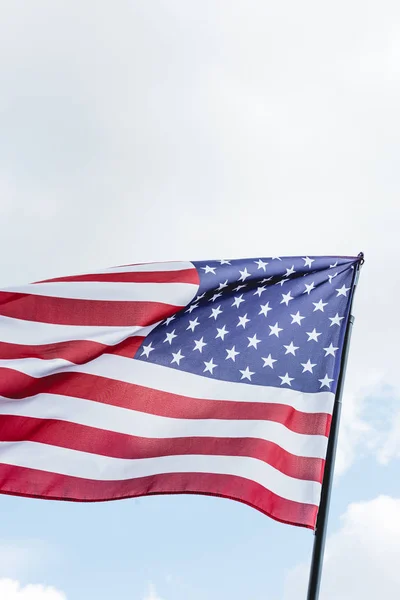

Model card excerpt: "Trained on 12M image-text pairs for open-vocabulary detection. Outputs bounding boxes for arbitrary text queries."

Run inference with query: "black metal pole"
[306,256,363,600]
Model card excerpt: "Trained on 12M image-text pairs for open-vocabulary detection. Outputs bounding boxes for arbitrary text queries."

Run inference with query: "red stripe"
[0,368,331,436]
[0,292,179,326]
[37,269,199,285]
[0,337,145,363]
[0,465,317,528]
[0,415,324,482]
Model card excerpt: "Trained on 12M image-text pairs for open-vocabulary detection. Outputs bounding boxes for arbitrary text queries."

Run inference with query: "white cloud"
[378,410,400,464]
[0,579,66,600]
[143,583,164,600]
[334,370,384,476]
[369,384,400,465]
[0,543,39,580]
[0,541,64,599]
[0,540,58,581]
[283,496,400,599]
[0,2,399,274]
[335,377,400,472]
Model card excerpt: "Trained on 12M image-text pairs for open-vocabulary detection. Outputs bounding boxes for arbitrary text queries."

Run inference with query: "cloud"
[0,540,58,581]
[283,495,400,599]
[0,2,399,273]
[377,410,400,464]
[367,384,400,465]
[0,540,63,600]
[335,379,400,472]
[334,370,384,476]
[143,584,164,600]
[0,579,66,600]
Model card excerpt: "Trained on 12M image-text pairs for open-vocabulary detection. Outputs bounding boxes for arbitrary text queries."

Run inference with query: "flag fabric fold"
[0,255,361,528]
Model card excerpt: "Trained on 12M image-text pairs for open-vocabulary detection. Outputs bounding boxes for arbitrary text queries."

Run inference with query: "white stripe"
[0,316,160,346]
[101,261,195,274]
[0,355,334,415]
[0,441,321,505]
[94,357,334,414]
[8,282,198,305]
[0,394,328,459]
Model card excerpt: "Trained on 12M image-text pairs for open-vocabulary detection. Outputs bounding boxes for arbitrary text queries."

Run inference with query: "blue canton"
[136,256,360,394]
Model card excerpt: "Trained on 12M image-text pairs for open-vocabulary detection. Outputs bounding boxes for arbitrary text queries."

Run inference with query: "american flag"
[0,255,361,529]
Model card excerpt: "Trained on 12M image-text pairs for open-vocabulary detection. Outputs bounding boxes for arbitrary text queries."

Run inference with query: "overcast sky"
[1,1,400,599]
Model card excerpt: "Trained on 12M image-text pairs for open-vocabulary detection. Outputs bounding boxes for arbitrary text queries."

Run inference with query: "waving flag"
[0,255,361,528]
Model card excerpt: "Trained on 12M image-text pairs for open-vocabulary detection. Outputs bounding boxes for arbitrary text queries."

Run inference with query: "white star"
[329,313,344,327]
[195,292,206,302]
[336,284,350,297]
[281,291,294,306]
[303,257,315,268]
[239,267,251,282]
[187,317,200,332]
[253,285,267,297]
[247,334,261,349]
[164,330,177,345]
[193,337,207,353]
[301,359,317,373]
[304,282,315,295]
[261,277,273,283]
[226,345,240,362]
[171,349,185,365]
[262,354,277,368]
[307,328,322,342]
[284,341,299,356]
[209,292,222,302]
[279,373,294,386]
[209,306,223,320]
[313,299,328,312]
[218,280,229,291]
[291,311,305,325]
[269,322,283,337]
[254,259,268,271]
[324,343,339,357]
[216,325,229,341]
[202,265,216,275]
[219,259,231,265]
[259,302,272,317]
[164,315,175,326]
[240,366,255,381]
[271,256,282,260]
[234,284,247,292]
[319,374,334,389]
[284,265,295,277]
[185,303,199,314]
[237,314,250,329]
[141,343,154,358]
[329,261,338,268]
[203,358,217,375]
[232,294,245,308]
[275,279,289,286]
[328,272,338,284]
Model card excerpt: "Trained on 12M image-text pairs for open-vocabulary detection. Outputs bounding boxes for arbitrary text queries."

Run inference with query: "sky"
[0,1,399,598]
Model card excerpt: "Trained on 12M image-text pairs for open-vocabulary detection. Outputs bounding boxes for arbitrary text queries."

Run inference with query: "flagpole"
[306,254,363,600]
